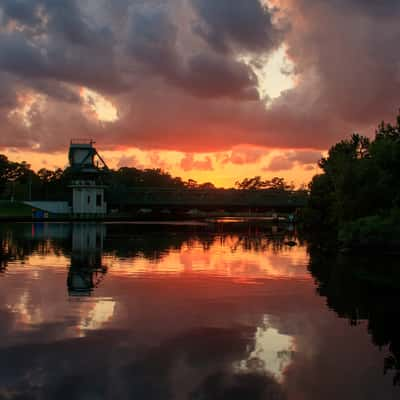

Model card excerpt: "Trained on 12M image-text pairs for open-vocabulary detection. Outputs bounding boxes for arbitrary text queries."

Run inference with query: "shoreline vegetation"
[302,111,400,252]
[2,111,400,253]
[0,153,298,204]
[0,149,305,220]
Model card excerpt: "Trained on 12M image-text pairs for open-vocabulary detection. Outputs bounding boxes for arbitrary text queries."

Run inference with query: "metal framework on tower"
[68,139,108,216]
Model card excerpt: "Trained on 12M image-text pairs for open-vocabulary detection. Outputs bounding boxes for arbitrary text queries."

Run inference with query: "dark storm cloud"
[0,72,18,109]
[0,0,399,153]
[191,0,282,54]
[281,0,400,124]
[1,0,112,47]
[0,0,121,95]
[329,0,400,17]
[0,30,122,94]
[126,5,259,100]
[0,32,45,75]
[127,7,179,76]
[1,0,40,27]
[182,52,259,100]
[3,1,260,105]
[43,0,112,48]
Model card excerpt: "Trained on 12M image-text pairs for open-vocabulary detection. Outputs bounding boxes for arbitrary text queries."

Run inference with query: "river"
[0,221,398,399]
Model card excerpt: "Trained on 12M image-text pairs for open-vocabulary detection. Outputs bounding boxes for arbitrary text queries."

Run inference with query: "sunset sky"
[0,0,399,187]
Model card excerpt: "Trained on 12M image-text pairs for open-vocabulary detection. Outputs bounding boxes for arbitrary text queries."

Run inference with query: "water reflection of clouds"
[0,226,310,348]
[236,315,295,382]
[0,224,399,399]
[2,260,115,340]
[78,298,116,335]
[7,291,44,326]
[2,271,115,340]
[0,227,310,350]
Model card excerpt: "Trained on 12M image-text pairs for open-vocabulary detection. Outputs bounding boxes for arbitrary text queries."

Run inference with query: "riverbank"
[0,213,293,223]
[0,201,295,222]
[0,201,38,217]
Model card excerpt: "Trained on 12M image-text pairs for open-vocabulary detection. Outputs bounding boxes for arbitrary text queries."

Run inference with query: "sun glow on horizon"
[2,145,321,189]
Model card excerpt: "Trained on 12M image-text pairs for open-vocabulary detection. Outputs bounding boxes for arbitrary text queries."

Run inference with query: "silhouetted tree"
[235,176,293,191]
[0,155,35,198]
[306,111,400,247]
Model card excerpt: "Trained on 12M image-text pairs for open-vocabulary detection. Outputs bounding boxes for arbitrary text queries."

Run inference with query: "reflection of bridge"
[108,189,308,211]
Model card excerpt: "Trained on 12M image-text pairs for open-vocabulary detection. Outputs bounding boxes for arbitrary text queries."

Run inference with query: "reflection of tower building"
[67,223,107,296]
[68,140,108,216]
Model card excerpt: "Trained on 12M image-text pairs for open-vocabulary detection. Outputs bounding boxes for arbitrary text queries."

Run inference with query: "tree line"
[0,155,295,202]
[305,111,400,248]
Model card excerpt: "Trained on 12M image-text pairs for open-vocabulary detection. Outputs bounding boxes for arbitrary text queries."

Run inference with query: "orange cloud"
[180,153,213,171]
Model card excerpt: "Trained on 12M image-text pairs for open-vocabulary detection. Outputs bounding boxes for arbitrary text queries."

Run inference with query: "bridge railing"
[107,187,308,208]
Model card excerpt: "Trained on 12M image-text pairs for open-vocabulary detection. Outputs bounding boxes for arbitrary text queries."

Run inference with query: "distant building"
[68,139,108,216]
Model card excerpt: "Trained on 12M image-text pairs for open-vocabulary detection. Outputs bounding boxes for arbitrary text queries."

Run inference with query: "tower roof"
[68,139,108,173]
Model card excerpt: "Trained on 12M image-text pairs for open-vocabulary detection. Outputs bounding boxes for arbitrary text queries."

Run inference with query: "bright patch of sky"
[80,87,119,123]
[240,45,296,103]
[8,91,46,128]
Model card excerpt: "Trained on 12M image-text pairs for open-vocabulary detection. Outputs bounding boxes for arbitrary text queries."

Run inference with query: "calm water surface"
[0,222,399,399]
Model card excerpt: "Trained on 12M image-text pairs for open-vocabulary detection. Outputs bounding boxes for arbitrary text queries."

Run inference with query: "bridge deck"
[108,188,308,209]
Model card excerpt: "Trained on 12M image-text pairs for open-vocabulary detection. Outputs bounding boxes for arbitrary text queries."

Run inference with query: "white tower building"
[68,140,108,216]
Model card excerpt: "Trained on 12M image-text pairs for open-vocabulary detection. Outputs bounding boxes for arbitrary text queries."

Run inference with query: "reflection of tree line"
[102,223,297,262]
[308,243,400,385]
[0,221,296,270]
[0,221,298,294]
[223,231,297,254]
[0,223,71,272]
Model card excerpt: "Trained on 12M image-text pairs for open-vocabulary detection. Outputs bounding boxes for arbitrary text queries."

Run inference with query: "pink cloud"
[148,152,173,171]
[264,150,323,172]
[222,147,266,165]
[264,155,293,171]
[117,155,144,169]
[180,153,213,171]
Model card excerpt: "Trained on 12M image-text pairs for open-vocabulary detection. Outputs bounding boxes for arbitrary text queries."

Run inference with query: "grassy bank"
[0,201,35,217]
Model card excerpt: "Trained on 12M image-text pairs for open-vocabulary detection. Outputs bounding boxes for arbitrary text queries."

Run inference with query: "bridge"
[108,188,308,212]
